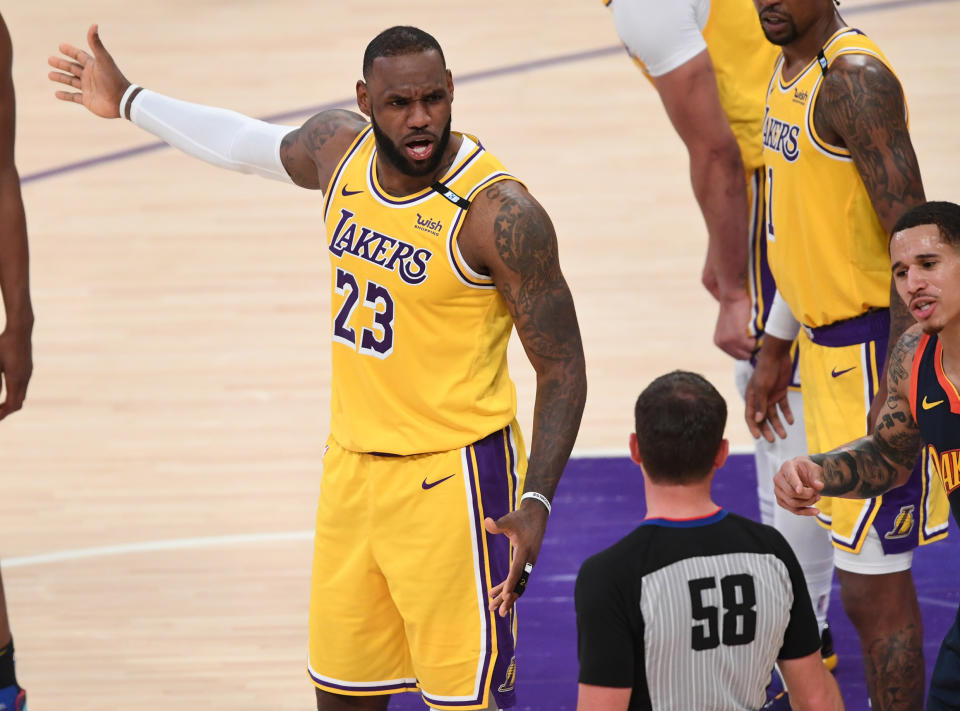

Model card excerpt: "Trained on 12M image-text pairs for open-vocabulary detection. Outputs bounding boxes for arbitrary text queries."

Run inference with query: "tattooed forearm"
[524,354,588,500]
[485,182,587,499]
[814,55,925,233]
[811,407,922,498]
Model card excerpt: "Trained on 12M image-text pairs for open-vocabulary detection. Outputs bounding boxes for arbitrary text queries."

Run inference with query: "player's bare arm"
[814,53,925,413]
[50,24,364,192]
[653,50,754,360]
[0,14,33,420]
[460,180,587,616]
[777,327,924,515]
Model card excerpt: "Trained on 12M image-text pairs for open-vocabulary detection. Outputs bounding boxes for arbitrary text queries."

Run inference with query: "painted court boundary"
[23,0,952,186]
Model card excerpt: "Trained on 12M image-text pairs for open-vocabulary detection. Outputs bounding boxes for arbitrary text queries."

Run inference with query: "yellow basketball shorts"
[307,422,527,710]
[798,315,949,554]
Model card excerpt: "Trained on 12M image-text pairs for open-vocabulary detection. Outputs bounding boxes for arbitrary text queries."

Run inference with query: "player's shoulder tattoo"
[280,109,366,189]
[815,53,905,137]
[485,181,557,277]
[481,180,581,361]
[813,53,924,218]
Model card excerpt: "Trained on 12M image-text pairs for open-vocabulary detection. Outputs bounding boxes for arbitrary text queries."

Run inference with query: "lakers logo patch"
[884,505,916,540]
[498,656,517,693]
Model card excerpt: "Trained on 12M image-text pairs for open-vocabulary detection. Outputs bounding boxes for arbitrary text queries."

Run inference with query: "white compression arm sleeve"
[764,290,801,341]
[125,86,294,184]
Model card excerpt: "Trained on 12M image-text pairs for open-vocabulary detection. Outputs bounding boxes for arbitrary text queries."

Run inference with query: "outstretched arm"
[654,50,754,360]
[49,24,365,190]
[815,54,925,425]
[775,327,923,514]
[461,180,587,616]
[0,14,33,420]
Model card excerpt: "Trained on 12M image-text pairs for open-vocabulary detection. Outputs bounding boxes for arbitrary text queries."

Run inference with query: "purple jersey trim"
[445,172,512,289]
[806,308,890,348]
[422,426,518,708]
[308,672,419,694]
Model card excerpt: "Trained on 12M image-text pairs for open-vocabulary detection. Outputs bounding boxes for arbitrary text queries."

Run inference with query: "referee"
[574,371,842,711]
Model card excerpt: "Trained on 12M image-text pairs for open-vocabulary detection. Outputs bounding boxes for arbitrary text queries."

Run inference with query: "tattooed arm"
[813,53,925,425]
[279,110,368,189]
[774,327,924,515]
[459,179,587,615]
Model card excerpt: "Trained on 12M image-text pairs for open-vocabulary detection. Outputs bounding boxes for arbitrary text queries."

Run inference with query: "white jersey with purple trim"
[322,127,523,455]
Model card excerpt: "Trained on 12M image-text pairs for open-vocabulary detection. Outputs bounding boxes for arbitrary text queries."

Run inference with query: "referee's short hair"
[634,371,727,484]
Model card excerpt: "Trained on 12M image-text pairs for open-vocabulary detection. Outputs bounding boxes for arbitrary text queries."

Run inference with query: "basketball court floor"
[2,0,959,707]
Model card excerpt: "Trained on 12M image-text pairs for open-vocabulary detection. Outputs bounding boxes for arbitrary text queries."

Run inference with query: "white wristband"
[520,491,551,515]
[764,290,801,341]
[119,83,142,120]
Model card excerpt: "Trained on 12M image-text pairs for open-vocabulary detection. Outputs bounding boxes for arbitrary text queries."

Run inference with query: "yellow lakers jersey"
[702,0,779,171]
[322,127,520,454]
[604,0,777,171]
[763,28,902,328]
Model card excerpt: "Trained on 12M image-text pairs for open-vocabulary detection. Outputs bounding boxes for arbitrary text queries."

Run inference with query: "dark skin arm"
[813,53,925,429]
[774,326,923,513]
[0,13,34,420]
[458,180,587,616]
[652,49,754,360]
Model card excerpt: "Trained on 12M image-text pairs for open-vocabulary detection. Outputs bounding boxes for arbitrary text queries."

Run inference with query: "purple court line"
[23,0,954,186]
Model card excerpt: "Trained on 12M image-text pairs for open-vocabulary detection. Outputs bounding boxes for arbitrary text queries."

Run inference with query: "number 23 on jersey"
[333,267,395,359]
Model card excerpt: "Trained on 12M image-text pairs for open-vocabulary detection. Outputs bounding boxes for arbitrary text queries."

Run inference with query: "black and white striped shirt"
[575,509,819,711]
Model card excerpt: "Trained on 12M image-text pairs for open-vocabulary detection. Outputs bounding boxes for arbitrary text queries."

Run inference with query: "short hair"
[634,371,727,484]
[363,26,446,78]
[892,201,960,249]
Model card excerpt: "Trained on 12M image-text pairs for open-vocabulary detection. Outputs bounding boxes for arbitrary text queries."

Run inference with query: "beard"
[370,111,452,178]
[759,16,799,46]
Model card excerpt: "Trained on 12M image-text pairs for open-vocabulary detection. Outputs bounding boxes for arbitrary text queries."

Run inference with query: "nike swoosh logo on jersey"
[341,185,363,196]
[922,396,946,410]
[831,366,856,378]
[422,474,456,490]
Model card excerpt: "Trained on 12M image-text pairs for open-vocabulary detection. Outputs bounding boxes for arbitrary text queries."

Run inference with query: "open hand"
[49,24,131,118]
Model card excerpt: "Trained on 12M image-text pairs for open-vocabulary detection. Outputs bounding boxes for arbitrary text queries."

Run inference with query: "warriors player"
[774,201,960,709]
[49,24,587,711]
[575,371,843,711]
[603,0,835,656]
[746,1,950,708]
[0,11,33,711]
